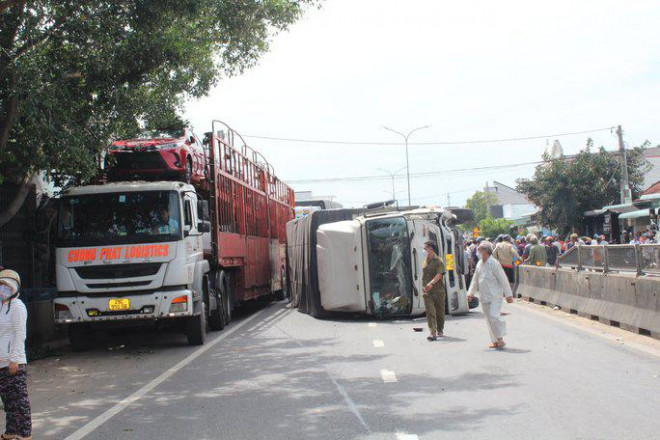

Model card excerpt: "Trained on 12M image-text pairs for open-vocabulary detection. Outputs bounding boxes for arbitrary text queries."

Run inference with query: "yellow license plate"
[108,298,130,311]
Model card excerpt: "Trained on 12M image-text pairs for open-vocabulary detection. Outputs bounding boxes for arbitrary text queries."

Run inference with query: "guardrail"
[557,244,660,275]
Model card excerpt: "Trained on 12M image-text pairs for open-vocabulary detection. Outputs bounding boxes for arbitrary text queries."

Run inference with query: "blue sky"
[186,0,660,207]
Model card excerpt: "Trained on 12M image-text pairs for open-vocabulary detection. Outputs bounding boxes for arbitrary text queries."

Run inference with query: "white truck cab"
[53,181,213,349]
[315,211,468,318]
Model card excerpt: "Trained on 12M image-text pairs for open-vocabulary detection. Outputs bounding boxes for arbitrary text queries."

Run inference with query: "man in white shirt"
[467,243,514,349]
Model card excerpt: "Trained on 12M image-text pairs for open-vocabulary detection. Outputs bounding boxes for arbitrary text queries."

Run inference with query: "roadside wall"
[517,266,660,338]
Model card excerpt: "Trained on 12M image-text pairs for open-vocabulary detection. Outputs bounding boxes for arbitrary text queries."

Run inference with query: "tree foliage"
[516,140,651,235]
[0,0,316,224]
[465,190,497,228]
[478,216,513,239]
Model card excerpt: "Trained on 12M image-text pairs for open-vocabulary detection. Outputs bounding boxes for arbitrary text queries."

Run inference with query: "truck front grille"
[86,281,152,289]
[75,263,162,280]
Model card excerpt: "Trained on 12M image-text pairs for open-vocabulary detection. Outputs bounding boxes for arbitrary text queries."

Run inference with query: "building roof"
[487,181,531,206]
[642,180,660,196]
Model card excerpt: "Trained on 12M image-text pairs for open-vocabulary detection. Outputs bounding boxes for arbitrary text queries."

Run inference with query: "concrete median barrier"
[517,266,660,339]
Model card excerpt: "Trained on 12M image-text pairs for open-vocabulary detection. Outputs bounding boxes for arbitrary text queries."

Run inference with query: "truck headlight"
[169,295,188,314]
[55,303,73,321]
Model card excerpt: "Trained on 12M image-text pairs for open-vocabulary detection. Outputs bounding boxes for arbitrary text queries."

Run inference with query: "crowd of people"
[464,229,657,279]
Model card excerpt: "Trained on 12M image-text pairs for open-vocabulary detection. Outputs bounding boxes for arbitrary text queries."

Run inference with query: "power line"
[286,160,544,184]
[411,186,484,201]
[245,127,615,146]
[342,186,485,206]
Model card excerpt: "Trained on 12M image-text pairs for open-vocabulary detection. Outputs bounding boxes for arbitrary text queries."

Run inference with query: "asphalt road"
[27,300,660,440]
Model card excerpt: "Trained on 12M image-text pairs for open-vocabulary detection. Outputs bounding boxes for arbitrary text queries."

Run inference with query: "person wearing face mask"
[421,241,446,341]
[0,270,31,440]
[467,243,514,349]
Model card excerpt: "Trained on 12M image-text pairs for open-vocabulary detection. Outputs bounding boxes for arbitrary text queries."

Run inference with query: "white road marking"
[373,339,384,348]
[380,369,398,383]
[274,325,372,434]
[64,305,279,440]
[396,433,419,440]
[368,322,377,328]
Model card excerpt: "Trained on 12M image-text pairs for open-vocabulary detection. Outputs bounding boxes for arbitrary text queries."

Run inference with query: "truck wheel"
[223,280,232,325]
[209,292,225,331]
[69,324,95,352]
[186,303,207,345]
[275,267,288,301]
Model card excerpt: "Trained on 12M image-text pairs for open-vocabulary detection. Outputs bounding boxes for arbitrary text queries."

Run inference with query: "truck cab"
[316,213,448,317]
[53,181,214,349]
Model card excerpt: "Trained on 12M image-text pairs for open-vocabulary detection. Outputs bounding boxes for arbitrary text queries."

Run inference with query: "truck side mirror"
[197,221,211,233]
[197,200,210,221]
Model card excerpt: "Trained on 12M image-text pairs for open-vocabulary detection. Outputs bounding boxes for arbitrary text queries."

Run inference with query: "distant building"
[641,146,660,190]
[484,181,536,220]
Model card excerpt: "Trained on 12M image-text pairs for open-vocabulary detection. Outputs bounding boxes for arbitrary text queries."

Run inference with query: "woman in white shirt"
[0,270,31,440]
[467,243,514,349]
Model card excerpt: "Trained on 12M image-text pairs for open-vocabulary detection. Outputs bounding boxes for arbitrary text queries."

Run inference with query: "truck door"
[438,218,468,315]
[408,219,430,315]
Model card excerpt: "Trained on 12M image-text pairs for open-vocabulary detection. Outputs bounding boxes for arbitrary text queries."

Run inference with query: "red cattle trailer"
[53,120,294,348]
[206,120,295,303]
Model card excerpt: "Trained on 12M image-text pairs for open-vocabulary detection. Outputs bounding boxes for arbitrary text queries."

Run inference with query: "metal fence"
[558,244,660,275]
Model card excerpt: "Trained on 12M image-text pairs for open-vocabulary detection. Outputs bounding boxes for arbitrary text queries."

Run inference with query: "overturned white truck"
[286,205,472,319]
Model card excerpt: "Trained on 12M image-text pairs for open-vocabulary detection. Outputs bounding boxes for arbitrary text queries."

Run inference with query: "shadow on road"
[79,305,523,439]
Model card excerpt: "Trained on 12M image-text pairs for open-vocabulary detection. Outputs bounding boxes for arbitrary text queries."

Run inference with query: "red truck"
[54,121,294,349]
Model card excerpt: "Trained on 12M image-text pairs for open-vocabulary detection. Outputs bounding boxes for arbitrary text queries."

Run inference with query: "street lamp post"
[382,125,430,207]
[377,166,407,201]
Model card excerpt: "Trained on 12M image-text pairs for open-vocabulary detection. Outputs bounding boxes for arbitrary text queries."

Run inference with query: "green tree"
[516,140,651,235]
[478,216,513,239]
[465,190,497,228]
[0,0,316,225]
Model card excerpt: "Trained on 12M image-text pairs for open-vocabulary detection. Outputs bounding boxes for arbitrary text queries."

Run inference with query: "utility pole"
[382,125,430,207]
[617,125,631,204]
[485,181,491,217]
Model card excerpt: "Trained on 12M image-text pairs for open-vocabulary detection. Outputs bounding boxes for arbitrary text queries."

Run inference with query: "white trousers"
[482,300,506,343]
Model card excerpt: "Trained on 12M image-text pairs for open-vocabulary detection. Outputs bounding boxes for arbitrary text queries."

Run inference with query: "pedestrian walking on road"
[467,243,514,349]
[422,241,446,341]
[0,270,31,440]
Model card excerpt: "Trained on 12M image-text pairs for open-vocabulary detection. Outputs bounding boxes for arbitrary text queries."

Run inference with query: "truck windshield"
[57,191,182,247]
[365,216,413,316]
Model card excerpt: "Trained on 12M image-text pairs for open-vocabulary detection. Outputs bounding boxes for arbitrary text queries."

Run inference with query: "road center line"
[65,305,278,440]
[381,369,398,383]
[373,339,384,347]
[396,433,419,440]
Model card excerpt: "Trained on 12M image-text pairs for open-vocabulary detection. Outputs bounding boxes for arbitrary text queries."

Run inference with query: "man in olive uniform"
[422,240,446,341]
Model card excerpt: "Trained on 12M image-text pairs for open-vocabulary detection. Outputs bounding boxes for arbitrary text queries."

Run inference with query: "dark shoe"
[427,336,437,341]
